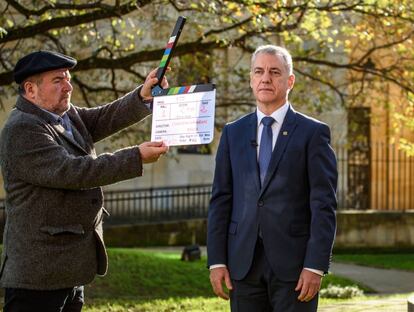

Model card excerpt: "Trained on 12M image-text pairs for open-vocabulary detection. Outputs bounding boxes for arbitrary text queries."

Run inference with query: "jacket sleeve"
[76,86,151,143]
[1,119,142,190]
[304,123,338,272]
[207,125,233,267]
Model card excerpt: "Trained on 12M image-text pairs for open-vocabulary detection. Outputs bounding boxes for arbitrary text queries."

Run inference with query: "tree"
[1,0,413,148]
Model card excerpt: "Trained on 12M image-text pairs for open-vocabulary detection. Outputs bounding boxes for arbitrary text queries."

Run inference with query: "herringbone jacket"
[0,87,150,289]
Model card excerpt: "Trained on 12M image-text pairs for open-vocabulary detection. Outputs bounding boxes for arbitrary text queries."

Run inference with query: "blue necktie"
[58,115,73,139]
[259,116,275,185]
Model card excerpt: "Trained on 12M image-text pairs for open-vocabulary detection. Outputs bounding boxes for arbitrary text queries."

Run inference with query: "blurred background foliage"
[0,0,413,151]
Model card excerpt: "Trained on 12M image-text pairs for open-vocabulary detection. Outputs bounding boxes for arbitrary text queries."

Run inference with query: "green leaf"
[6,19,14,28]
[0,27,7,38]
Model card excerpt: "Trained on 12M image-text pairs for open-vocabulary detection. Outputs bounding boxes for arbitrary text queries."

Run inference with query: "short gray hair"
[18,73,43,95]
[251,45,293,75]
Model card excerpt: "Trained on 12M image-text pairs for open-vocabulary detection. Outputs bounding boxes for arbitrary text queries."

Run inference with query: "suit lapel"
[66,108,93,153]
[67,107,91,149]
[71,124,88,151]
[51,122,88,153]
[260,106,297,194]
[246,112,261,193]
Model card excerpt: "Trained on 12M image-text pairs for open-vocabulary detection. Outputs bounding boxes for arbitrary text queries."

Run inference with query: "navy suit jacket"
[207,105,337,281]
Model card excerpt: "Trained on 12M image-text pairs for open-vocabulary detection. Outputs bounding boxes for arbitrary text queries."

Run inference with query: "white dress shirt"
[256,102,289,156]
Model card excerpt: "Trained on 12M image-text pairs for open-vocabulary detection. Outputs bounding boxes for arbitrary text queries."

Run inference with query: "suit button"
[258,201,264,207]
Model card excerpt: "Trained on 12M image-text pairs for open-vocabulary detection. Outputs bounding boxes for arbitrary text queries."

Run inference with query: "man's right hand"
[209,267,233,300]
[138,141,168,164]
[140,67,170,101]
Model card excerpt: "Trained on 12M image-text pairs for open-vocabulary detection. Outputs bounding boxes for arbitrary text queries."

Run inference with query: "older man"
[0,50,168,311]
[207,45,337,312]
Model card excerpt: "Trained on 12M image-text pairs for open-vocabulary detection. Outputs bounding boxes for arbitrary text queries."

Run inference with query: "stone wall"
[104,210,414,249]
[334,210,414,249]
[104,219,207,247]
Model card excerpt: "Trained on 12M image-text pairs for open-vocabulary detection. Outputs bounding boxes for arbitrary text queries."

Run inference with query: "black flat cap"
[14,50,77,84]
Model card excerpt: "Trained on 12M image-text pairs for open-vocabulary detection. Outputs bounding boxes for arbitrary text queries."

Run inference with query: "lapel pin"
[283,131,288,136]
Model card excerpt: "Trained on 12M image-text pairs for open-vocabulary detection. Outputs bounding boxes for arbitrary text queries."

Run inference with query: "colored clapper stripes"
[167,85,196,95]
[159,36,176,68]
[156,83,215,96]
[152,16,186,97]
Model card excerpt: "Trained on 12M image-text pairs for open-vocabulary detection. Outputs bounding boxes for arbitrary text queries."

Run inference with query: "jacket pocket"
[228,221,238,235]
[289,224,310,237]
[40,224,85,236]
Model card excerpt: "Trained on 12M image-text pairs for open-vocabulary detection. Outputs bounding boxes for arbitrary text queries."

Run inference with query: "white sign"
[151,89,216,146]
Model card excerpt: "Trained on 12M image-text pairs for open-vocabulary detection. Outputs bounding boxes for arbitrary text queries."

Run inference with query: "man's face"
[25,69,73,115]
[250,52,295,109]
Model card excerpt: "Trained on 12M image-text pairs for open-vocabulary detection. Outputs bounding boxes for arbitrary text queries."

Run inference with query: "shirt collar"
[256,102,289,126]
[38,107,68,123]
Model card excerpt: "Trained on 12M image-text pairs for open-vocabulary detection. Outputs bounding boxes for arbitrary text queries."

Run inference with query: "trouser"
[4,285,84,312]
[230,239,318,312]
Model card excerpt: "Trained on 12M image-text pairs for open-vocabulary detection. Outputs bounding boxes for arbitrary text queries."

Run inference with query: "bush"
[319,284,363,299]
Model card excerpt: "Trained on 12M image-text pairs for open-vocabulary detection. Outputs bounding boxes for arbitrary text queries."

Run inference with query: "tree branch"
[5,0,113,18]
[203,16,254,38]
[167,0,195,12]
[1,0,152,44]
[356,31,414,66]
[71,76,130,107]
[294,68,347,106]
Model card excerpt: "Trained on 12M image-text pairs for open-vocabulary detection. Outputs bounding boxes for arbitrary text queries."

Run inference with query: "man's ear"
[288,74,295,90]
[23,81,36,99]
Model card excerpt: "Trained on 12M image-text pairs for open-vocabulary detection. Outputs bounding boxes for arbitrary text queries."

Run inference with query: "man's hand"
[209,267,233,300]
[295,269,322,302]
[138,141,168,164]
[140,67,170,101]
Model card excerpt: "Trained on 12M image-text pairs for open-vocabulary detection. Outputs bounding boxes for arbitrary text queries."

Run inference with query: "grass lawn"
[333,253,414,271]
[84,294,412,312]
[83,248,372,311]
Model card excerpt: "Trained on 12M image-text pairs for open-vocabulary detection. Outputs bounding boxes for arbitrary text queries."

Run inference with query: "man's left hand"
[140,67,170,101]
[295,269,322,302]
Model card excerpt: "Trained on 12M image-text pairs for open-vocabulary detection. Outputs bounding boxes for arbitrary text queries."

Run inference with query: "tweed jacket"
[0,87,150,290]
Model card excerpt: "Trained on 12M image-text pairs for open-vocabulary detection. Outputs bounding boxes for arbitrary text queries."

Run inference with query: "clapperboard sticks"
[151,16,215,97]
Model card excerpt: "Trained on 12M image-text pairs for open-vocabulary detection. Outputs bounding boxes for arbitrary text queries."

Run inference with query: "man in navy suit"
[207,45,337,311]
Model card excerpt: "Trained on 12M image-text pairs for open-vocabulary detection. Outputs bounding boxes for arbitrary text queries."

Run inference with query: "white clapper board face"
[151,84,216,146]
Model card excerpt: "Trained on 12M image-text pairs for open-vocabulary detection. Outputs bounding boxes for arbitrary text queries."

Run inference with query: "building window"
[347,107,371,209]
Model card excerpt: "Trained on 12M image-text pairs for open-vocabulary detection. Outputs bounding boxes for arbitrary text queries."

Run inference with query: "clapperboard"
[150,16,216,146]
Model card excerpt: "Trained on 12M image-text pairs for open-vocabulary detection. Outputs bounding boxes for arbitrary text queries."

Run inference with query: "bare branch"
[352,6,414,24]
[123,68,146,81]
[1,0,152,44]
[1,2,9,16]
[110,69,119,99]
[294,68,347,106]
[71,75,129,107]
[1,0,412,111]
[168,0,195,12]
[356,31,414,66]
[40,33,68,54]
[72,76,128,94]
[5,0,112,18]
[72,76,92,108]
[294,55,414,94]
[203,16,254,38]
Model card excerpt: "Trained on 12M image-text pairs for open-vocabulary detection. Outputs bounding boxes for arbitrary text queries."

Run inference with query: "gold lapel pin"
[283,131,288,136]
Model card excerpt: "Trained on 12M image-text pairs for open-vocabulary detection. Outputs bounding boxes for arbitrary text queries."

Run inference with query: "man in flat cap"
[0,50,169,311]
